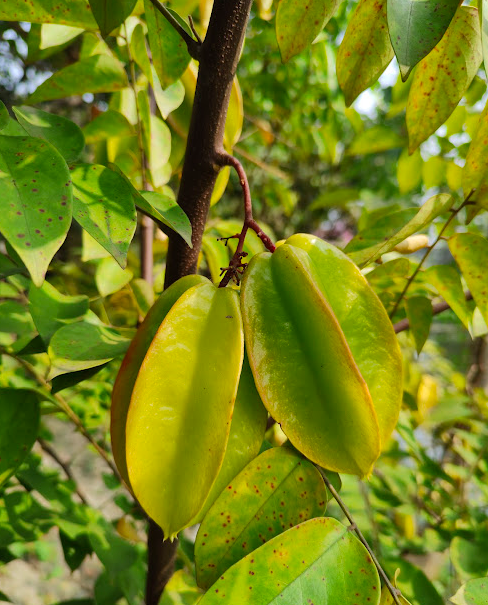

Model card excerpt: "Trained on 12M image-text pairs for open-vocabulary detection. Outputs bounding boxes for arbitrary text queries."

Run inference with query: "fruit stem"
[216,152,275,287]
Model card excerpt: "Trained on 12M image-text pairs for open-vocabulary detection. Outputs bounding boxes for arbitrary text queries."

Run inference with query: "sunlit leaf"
[451,578,488,605]
[13,106,85,163]
[71,164,137,268]
[89,0,137,37]
[463,97,488,208]
[347,126,404,156]
[0,136,72,286]
[397,148,422,194]
[27,54,128,104]
[0,0,97,28]
[140,191,192,247]
[82,109,135,143]
[276,0,340,62]
[406,7,482,152]
[425,265,472,331]
[95,257,133,297]
[337,0,393,106]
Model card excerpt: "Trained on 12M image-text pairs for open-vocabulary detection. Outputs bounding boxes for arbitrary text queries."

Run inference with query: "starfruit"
[241,236,402,476]
[111,274,209,487]
[126,282,244,539]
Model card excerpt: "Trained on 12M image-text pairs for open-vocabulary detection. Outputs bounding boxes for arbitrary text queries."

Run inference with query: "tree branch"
[146,0,201,60]
[393,291,473,334]
[149,2,255,603]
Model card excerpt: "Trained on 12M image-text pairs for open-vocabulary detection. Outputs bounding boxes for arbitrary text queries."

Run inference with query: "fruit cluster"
[111,234,402,539]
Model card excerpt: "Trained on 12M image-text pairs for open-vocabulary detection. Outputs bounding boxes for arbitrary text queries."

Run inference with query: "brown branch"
[393,291,473,334]
[150,2,255,603]
[146,0,201,60]
[216,152,275,287]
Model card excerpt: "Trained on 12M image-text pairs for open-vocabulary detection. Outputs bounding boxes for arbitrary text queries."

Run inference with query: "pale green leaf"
[27,54,128,104]
[82,109,135,143]
[425,265,472,331]
[449,232,488,327]
[397,148,422,193]
[13,106,85,163]
[463,97,488,208]
[451,578,488,605]
[387,0,459,80]
[406,296,433,354]
[337,0,393,106]
[95,256,133,297]
[71,164,137,268]
[422,156,446,189]
[450,536,488,582]
[347,125,404,155]
[276,0,340,62]
[406,7,482,152]
[482,0,488,80]
[141,191,192,247]
[0,136,72,286]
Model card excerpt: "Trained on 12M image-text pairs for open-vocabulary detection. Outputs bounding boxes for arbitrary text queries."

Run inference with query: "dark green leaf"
[384,558,443,605]
[0,136,72,286]
[29,280,89,345]
[451,535,488,582]
[0,389,40,488]
[51,364,109,393]
[89,0,137,37]
[0,101,8,130]
[387,0,459,80]
[195,447,327,589]
[48,322,133,378]
[71,164,137,268]
[406,296,433,354]
[425,265,472,331]
[27,54,128,104]
[60,530,93,572]
[12,106,85,163]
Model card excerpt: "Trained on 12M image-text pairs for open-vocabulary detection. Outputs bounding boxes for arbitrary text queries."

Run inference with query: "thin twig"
[318,468,403,605]
[38,438,89,505]
[215,152,275,287]
[393,291,473,334]
[188,15,202,44]
[147,0,201,59]
[389,191,474,320]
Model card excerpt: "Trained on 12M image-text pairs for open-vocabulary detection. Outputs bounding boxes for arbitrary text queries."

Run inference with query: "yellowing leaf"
[406,7,482,152]
[337,0,393,106]
[276,0,340,63]
[463,97,488,208]
[397,148,422,193]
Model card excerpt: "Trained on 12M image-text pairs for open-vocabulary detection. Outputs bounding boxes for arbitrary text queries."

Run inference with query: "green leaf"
[71,164,137,268]
[27,54,128,104]
[406,7,482,152]
[347,125,404,156]
[449,233,488,327]
[276,0,340,63]
[309,188,360,210]
[140,191,192,247]
[347,194,453,266]
[195,447,327,590]
[144,0,190,87]
[397,148,422,194]
[0,0,97,28]
[0,389,40,488]
[483,0,488,80]
[12,106,85,163]
[385,558,443,605]
[198,517,380,603]
[147,115,172,188]
[130,278,154,315]
[337,0,393,106]
[0,101,8,130]
[159,570,201,605]
[29,281,89,345]
[95,257,134,297]
[422,156,446,189]
[130,23,153,82]
[451,578,488,605]
[51,364,109,394]
[202,235,230,283]
[89,0,137,37]
[0,135,72,286]
[27,24,84,63]
[82,109,135,144]
[450,536,488,582]
[425,265,472,331]
[0,301,35,339]
[405,296,433,354]
[463,98,488,208]
[223,78,243,150]
[387,0,459,80]
[48,322,132,378]
[152,69,186,120]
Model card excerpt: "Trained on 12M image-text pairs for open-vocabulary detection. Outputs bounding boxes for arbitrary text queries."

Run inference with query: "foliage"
[0,0,487,604]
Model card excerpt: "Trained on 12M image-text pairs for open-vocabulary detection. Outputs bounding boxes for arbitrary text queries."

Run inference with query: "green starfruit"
[111,274,209,487]
[126,282,244,539]
[286,233,403,447]
[241,243,381,476]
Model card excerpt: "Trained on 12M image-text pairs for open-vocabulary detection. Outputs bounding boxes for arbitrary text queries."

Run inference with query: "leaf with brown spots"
[71,164,137,268]
[195,447,327,590]
[0,389,40,489]
[0,0,97,28]
[198,517,380,604]
[0,135,72,286]
[276,0,341,63]
[463,97,488,209]
[449,233,488,327]
[337,0,394,106]
[451,578,488,605]
[406,7,482,153]
[387,0,459,81]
